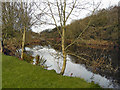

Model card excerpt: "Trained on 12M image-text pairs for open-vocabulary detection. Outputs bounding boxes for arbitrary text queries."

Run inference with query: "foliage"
[40,6,119,44]
[40,27,60,39]
[23,53,34,63]
[65,6,118,42]
[35,55,47,69]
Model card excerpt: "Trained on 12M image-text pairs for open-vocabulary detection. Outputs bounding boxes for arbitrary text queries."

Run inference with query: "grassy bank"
[2,54,100,88]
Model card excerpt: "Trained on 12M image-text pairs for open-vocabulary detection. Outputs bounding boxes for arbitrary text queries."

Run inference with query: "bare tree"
[1,1,38,57]
[20,1,44,60]
[35,0,101,75]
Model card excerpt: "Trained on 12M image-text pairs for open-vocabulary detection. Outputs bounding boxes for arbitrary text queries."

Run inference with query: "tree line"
[41,6,119,45]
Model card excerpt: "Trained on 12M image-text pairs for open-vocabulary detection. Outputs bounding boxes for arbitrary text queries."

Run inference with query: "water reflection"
[25,45,120,88]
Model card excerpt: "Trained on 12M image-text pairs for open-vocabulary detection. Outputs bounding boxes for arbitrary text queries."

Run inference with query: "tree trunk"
[60,52,66,75]
[0,41,2,53]
[60,28,67,75]
[21,26,26,60]
[60,1,67,75]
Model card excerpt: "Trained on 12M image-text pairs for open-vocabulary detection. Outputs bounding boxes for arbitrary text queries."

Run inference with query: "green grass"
[2,54,100,88]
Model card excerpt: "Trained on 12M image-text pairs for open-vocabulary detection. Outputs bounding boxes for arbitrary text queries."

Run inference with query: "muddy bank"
[2,38,48,56]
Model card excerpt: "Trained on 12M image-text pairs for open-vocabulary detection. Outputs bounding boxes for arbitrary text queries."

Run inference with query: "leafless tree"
[1,1,40,58]
[34,0,101,75]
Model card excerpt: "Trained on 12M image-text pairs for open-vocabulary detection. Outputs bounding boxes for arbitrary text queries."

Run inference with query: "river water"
[25,45,120,88]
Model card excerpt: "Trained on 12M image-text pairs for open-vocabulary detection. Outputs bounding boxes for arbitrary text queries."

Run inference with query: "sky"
[31,0,119,33]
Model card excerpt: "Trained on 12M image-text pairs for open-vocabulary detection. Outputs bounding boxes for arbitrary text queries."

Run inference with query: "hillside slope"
[2,55,100,88]
[40,6,119,45]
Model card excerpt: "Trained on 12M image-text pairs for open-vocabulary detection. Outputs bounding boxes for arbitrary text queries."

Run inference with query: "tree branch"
[65,0,77,22]
[65,2,101,50]
[67,52,88,61]
[47,0,62,37]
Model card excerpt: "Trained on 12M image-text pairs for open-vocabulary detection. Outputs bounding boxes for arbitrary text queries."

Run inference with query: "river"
[24,45,120,88]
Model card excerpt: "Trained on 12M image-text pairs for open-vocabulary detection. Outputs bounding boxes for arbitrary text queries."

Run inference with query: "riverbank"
[39,39,120,80]
[2,36,120,88]
[2,54,100,88]
[2,37,120,85]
